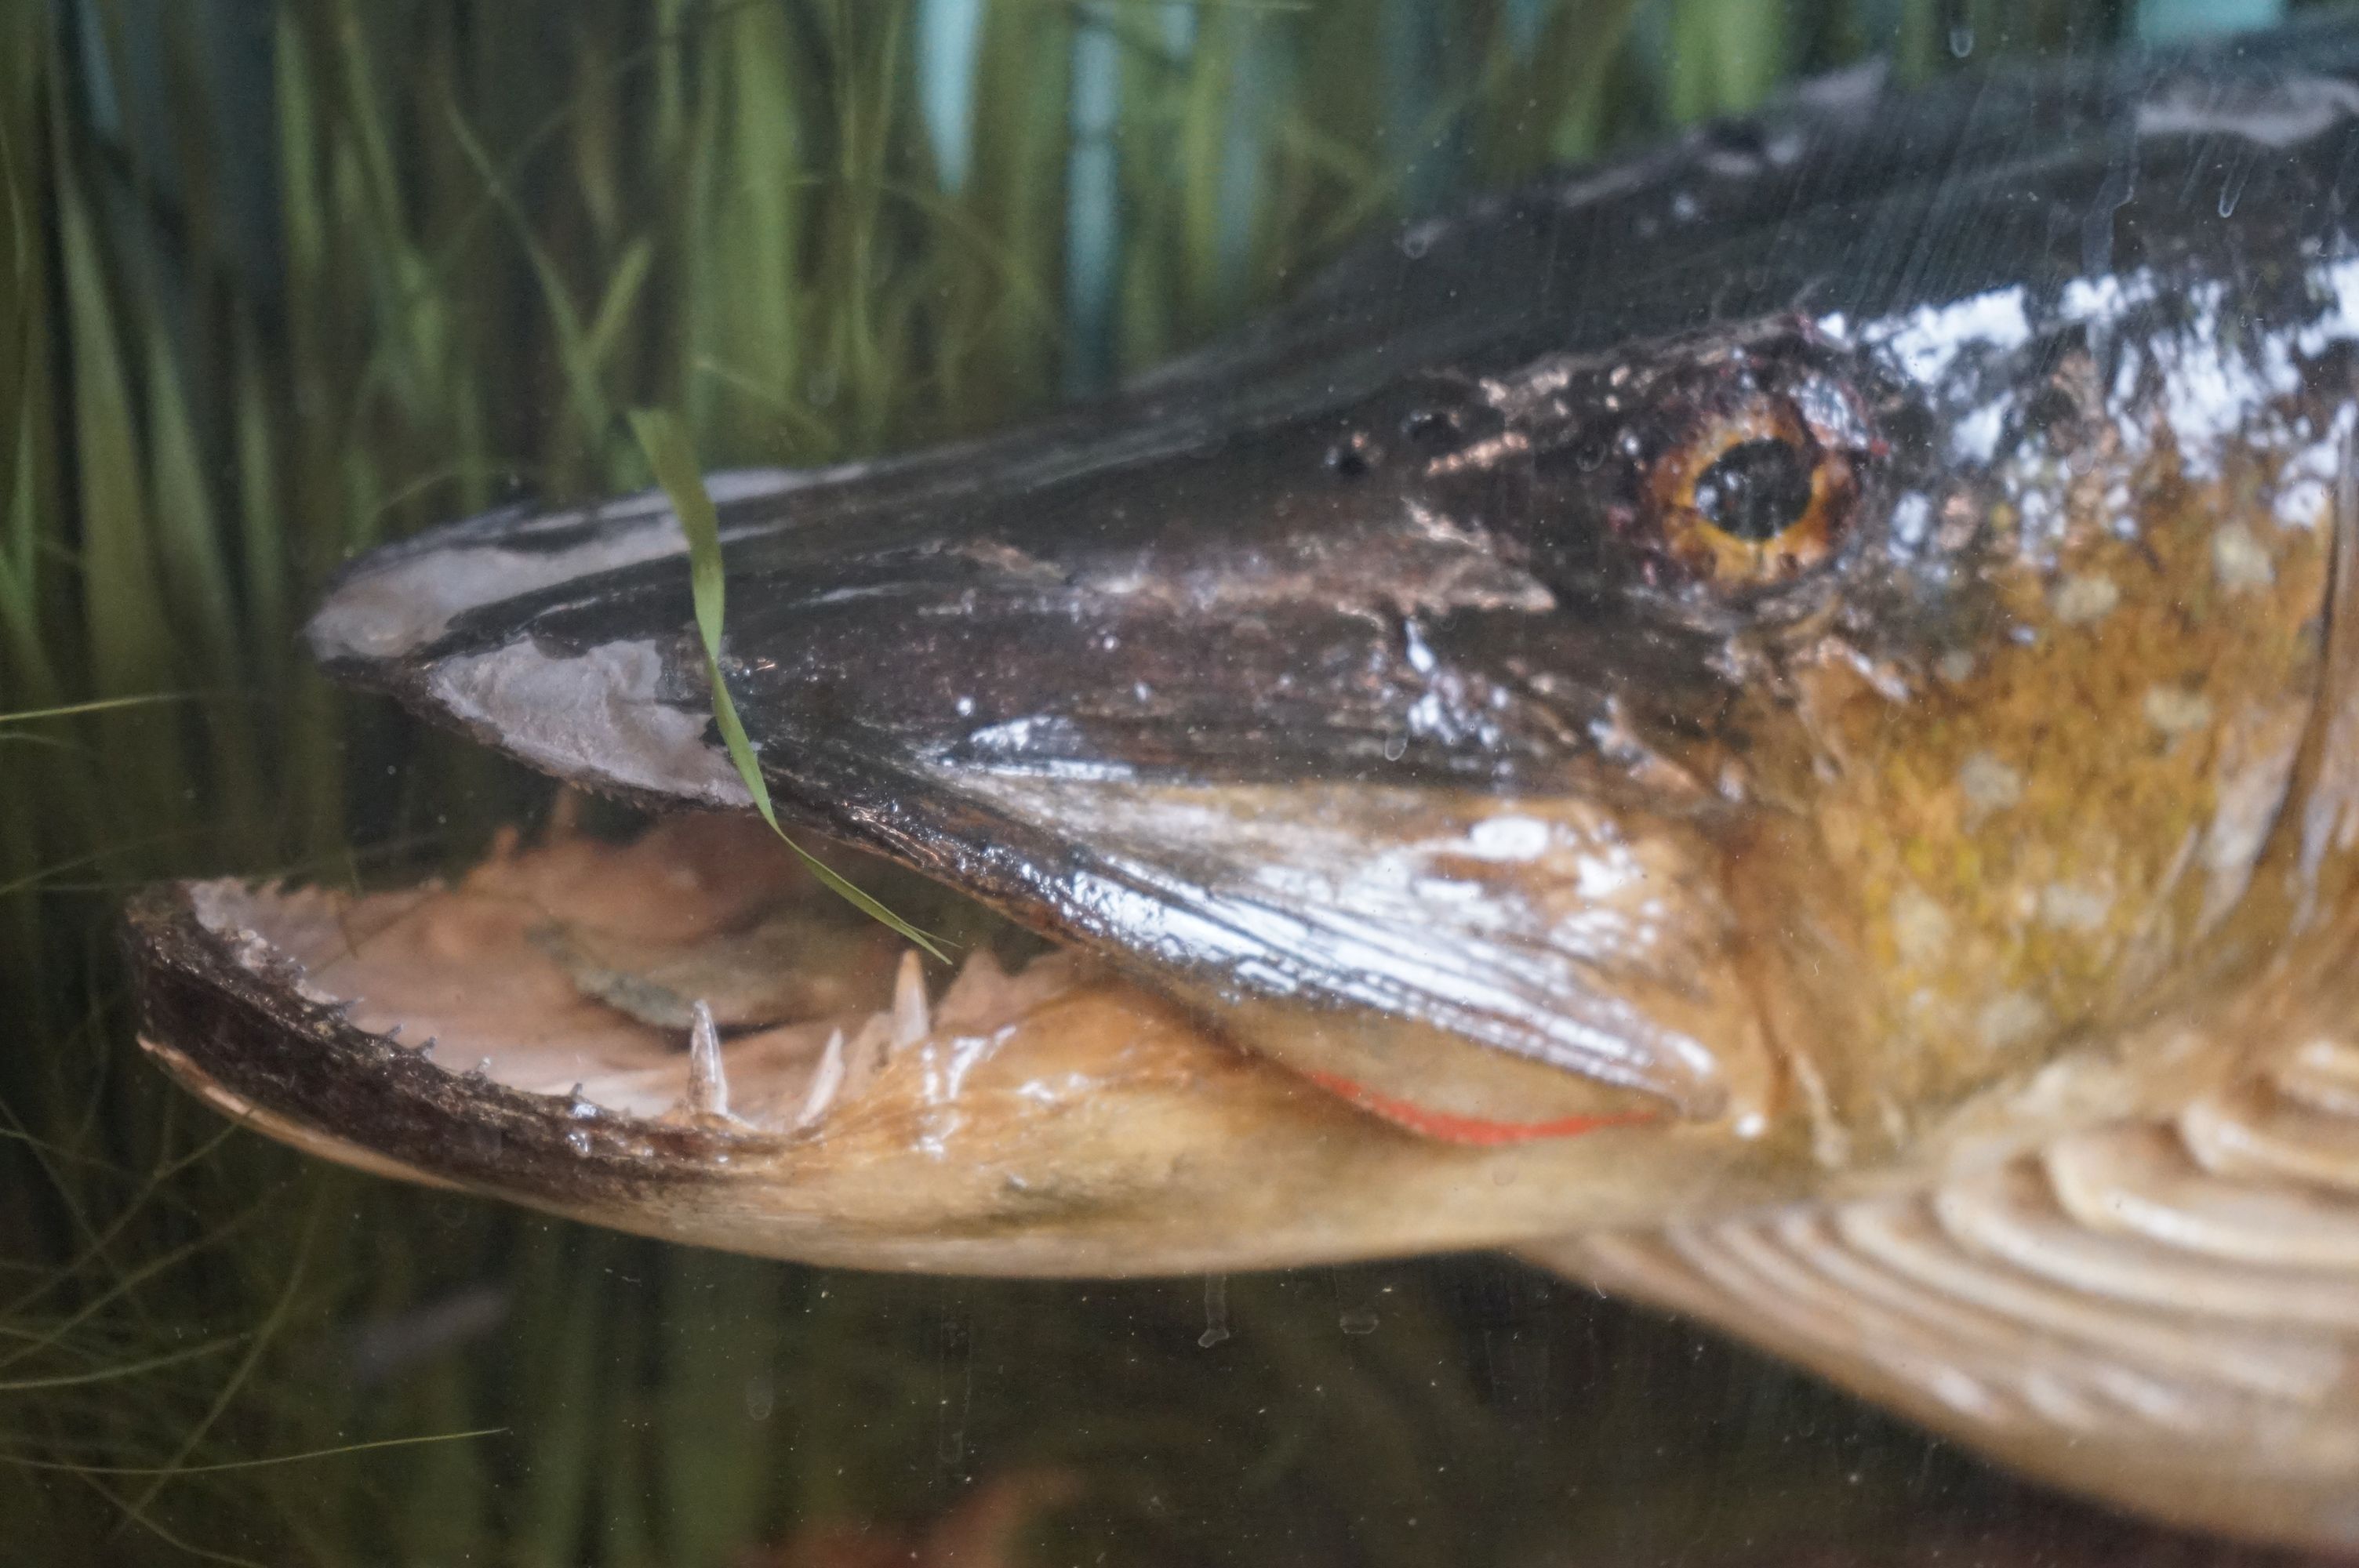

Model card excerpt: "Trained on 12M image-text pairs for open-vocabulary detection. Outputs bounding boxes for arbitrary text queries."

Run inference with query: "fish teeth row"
[703,948,944,1131]
[678,944,1084,1133]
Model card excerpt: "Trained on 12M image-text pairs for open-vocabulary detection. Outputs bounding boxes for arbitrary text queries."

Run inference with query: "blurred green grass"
[0,1,2302,1563]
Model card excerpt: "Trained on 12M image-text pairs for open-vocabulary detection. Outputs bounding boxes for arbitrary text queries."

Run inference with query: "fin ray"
[1535,1054,2359,1550]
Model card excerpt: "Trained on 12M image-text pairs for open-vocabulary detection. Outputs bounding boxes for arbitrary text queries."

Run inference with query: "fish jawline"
[125,811,1790,1276]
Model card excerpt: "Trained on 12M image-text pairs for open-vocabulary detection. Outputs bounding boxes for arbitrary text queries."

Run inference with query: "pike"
[129,20,2359,1551]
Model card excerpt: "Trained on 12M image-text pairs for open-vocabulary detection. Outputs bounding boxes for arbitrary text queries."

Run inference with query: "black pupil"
[1692,437,1813,542]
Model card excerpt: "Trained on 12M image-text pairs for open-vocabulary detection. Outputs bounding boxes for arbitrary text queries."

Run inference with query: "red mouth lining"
[1302,1068,1659,1146]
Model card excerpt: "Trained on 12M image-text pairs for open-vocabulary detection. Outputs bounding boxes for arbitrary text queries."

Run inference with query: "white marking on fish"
[2213,523,2276,590]
[2144,685,2213,735]
[1958,753,2023,818]
[426,640,753,808]
[2052,573,2121,626]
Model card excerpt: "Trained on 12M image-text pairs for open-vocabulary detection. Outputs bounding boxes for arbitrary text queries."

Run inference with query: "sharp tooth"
[794,1029,847,1130]
[547,788,587,837]
[937,948,1009,1032]
[890,949,930,1051]
[844,1012,893,1094]
[686,1000,731,1120]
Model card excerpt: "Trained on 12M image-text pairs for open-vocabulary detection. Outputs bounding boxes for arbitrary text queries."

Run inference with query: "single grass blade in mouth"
[629,407,947,960]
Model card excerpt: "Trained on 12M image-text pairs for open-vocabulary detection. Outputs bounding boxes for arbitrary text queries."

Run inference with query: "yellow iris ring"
[1649,399,1854,586]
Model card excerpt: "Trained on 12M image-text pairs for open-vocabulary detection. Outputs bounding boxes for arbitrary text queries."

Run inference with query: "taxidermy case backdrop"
[0,1,2339,1564]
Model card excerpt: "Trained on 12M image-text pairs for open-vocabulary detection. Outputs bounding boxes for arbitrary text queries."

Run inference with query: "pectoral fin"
[1531,1040,2359,1552]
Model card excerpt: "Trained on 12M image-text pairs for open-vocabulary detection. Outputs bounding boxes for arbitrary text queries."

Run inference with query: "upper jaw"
[292,359,1774,1134]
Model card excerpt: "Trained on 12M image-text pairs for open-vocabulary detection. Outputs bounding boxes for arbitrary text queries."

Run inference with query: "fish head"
[131,30,2359,1270]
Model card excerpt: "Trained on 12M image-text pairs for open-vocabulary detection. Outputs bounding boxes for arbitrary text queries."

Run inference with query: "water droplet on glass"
[1339,1308,1380,1336]
[1949,24,1974,57]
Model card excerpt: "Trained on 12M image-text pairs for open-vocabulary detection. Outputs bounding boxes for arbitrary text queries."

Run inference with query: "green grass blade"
[142,329,240,678]
[0,1334,242,1394]
[629,408,947,961]
[230,320,288,658]
[0,693,208,727]
[55,168,172,704]
[445,103,606,454]
[3,1426,506,1478]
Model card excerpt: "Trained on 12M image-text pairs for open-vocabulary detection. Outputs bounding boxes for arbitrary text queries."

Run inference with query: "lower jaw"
[170,811,1073,1132]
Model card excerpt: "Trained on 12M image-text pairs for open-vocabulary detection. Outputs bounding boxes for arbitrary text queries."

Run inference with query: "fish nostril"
[1326,430,1381,479]
[1398,405,1468,452]
[1701,119,1768,159]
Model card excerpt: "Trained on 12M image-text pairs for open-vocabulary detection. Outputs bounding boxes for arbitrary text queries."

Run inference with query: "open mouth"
[128,791,1796,1276]
[129,807,1294,1272]
[161,812,1067,1134]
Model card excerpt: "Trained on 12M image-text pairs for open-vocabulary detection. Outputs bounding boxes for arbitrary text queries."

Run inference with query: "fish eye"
[1693,438,1812,540]
[1645,394,1859,588]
